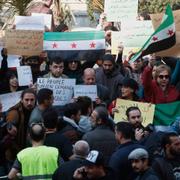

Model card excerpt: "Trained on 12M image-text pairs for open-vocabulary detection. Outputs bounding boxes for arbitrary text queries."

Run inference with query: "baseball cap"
[128,148,149,160]
[84,150,105,166]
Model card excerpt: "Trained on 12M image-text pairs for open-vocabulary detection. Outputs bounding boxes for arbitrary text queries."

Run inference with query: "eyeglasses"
[158,75,169,79]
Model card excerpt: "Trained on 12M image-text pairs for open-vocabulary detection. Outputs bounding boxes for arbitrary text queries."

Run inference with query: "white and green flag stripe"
[44,31,105,61]
[130,4,176,63]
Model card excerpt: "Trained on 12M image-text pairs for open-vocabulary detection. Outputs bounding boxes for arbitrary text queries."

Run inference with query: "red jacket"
[142,66,180,104]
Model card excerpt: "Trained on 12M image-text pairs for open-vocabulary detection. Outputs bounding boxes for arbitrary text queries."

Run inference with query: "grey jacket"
[95,66,124,100]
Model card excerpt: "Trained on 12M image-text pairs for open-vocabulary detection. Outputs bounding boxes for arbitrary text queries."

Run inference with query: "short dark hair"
[49,58,64,65]
[43,107,58,129]
[115,122,134,139]
[37,88,53,104]
[94,106,109,123]
[161,132,178,150]
[63,102,81,118]
[76,96,92,115]
[21,88,36,99]
[126,106,141,118]
[29,124,45,142]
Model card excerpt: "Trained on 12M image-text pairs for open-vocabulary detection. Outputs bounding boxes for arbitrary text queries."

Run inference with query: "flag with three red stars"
[130,4,176,63]
[43,31,105,61]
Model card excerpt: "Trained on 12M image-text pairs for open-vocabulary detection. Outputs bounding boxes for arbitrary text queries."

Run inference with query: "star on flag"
[167,29,174,36]
[52,42,58,48]
[71,43,77,48]
[90,42,96,48]
[152,36,158,41]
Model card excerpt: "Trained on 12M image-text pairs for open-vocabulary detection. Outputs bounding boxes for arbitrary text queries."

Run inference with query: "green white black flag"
[130,4,176,63]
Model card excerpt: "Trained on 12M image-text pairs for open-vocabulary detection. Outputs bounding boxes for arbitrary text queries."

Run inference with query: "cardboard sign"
[111,21,153,55]
[32,13,52,31]
[105,0,138,22]
[17,66,33,86]
[150,9,180,31]
[15,16,44,31]
[5,29,43,56]
[0,91,22,112]
[74,85,97,101]
[114,99,155,127]
[150,9,180,57]
[37,78,76,106]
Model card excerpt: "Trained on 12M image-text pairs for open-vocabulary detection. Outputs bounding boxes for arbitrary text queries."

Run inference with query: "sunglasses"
[158,75,169,79]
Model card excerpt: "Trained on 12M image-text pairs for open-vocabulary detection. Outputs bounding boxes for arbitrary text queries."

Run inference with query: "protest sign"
[37,78,76,106]
[17,66,33,86]
[150,9,180,57]
[5,29,43,56]
[105,0,138,22]
[0,91,22,112]
[32,13,52,31]
[74,85,97,101]
[111,21,154,55]
[114,99,155,127]
[15,16,44,31]
[0,49,21,68]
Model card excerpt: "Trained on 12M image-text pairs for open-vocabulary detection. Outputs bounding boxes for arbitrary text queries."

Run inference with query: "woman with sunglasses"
[142,61,180,104]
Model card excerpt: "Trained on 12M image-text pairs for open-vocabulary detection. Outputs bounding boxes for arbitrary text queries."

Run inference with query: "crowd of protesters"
[0,12,180,180]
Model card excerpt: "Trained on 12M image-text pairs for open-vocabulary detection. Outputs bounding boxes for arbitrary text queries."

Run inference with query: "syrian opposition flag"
[154,101,180,132]
[43,31,105,61]
[130,4,176,63]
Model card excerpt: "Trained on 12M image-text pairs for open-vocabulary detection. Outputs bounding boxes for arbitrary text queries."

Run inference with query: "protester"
[6,89,36,160]
[43,58,68,78]
[95,54,124,101]
[64,60,83,84]
[43,107,73,161]
[29,88,54,125]
[8,123,59,180]
[142,61,180,103]
[76,96,93,133]
[53,140,90,180]
[83,68,110,107]
[83,106,117,164]
[152,132,180,180]
[73,150,117,180]
[108,78,139,115]
[109,121,144,180]
[128,148,159,180]
[60,102,83,143]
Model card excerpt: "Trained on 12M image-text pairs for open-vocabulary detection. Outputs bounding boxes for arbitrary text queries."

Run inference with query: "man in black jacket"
[52,140,90,180]
[152,132,180,180]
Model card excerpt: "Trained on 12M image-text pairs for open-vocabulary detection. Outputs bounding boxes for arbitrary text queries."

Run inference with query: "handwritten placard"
[15,16,44,31]
[105,0,138,22]
[74,85,97,101]
[17,66,33,86]
[37,78,76,106]
[32,13,52,31]
[0,91,22,112]
[5,30,43,56]
[111,21,153,55]
[150,10,180,57]
[114,99,155,127]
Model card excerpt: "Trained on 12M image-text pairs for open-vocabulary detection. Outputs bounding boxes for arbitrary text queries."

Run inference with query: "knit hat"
[102,54,115,63]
